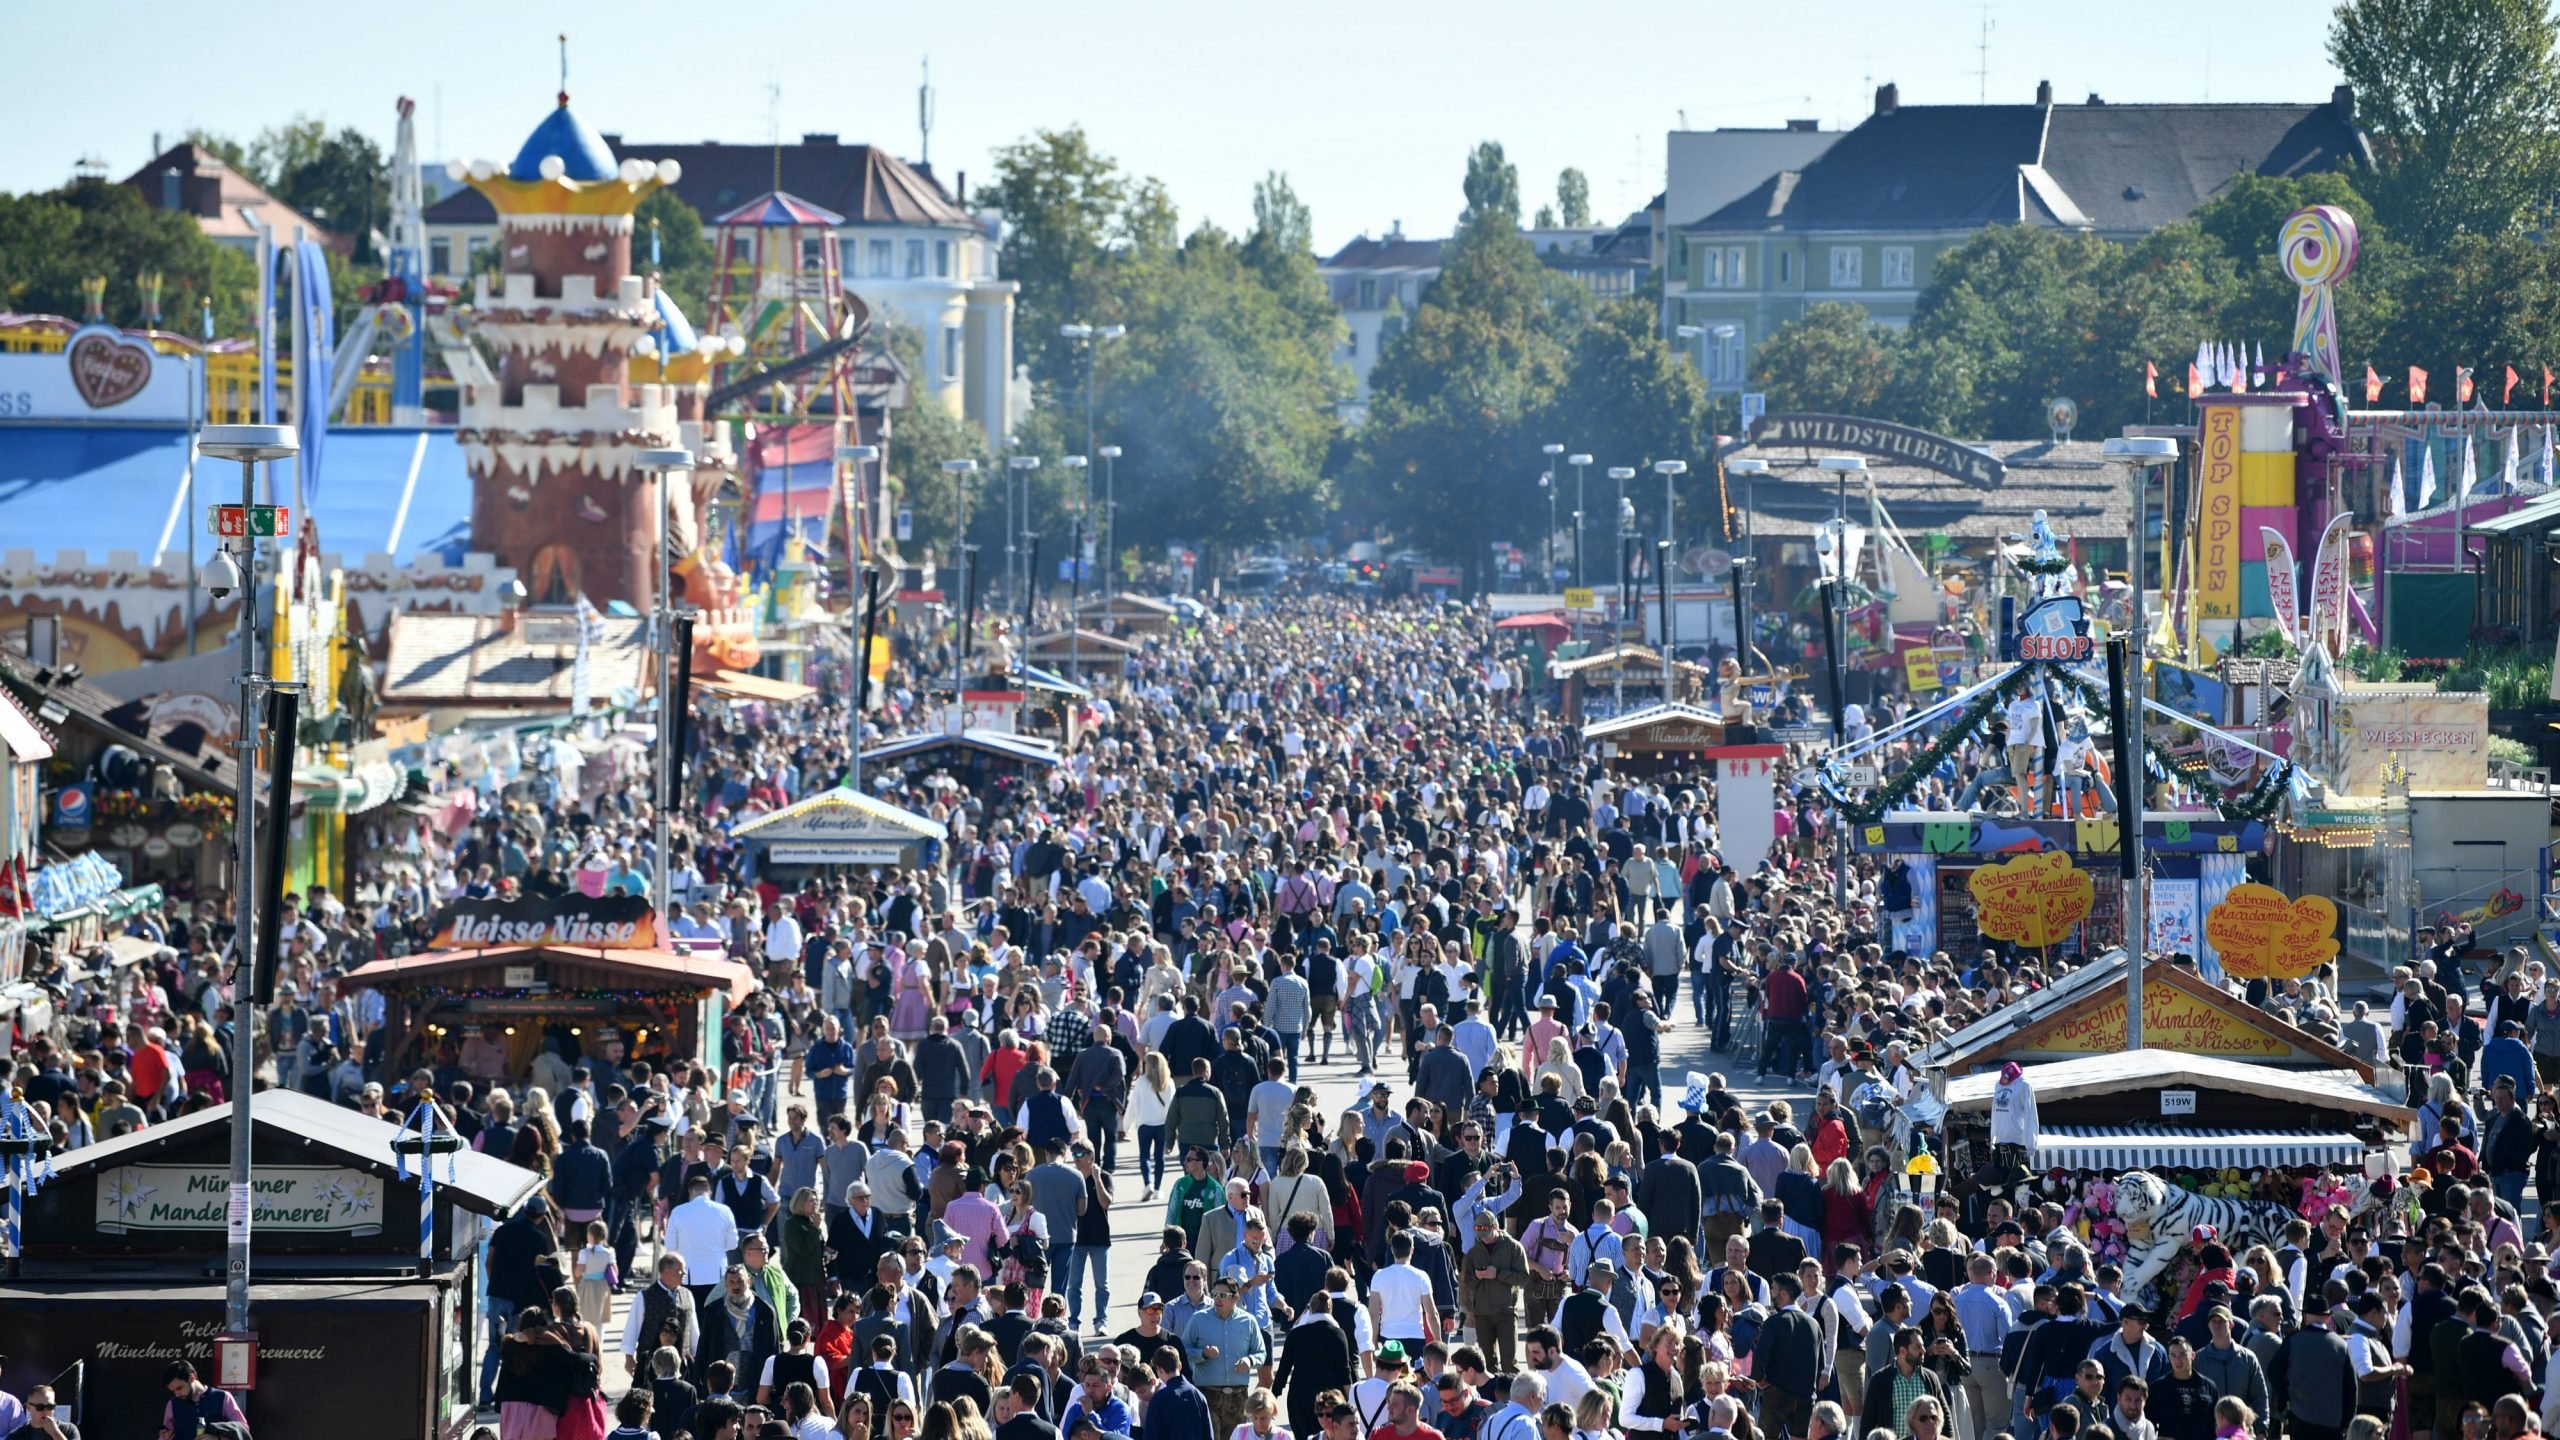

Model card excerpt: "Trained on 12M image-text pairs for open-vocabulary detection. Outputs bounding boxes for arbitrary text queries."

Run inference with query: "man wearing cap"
[1182,1277,1269,1439]
[1462,1206,1530,1374]
[1552,1257,1632,1357]
[1115,1292,1179,1373]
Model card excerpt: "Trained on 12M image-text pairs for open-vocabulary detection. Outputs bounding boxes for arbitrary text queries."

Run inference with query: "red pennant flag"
[2365,365,2383,404]
[2411,367,2430,405]
[2458,367,2475,404]
[2144,361,2157,399]
[2507,365,2521,404]
[2188,362,2203,397]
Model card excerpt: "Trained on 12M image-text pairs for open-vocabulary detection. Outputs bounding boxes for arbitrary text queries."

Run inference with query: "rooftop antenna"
[557,32,569,104]
[1676,108,1688,130]
[767,80,783,192]
[1976,4,1994,103]
[919,56,936,168]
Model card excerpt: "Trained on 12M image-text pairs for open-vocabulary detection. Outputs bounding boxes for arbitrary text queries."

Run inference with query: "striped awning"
[2029,1126,2373,1172]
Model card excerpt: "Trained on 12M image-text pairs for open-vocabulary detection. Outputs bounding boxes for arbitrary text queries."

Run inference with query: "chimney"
[1874,83,1899,116]
[2035,79,2054,105]
[2333,84,2356,120]
[801,133,839,145]
[955,170,966,204]
[2086,93,2105,105]
[152,131,162,159]
[1786,118,1819,132]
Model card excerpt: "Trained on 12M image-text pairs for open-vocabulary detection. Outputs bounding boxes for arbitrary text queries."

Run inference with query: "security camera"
[203,550,242,600]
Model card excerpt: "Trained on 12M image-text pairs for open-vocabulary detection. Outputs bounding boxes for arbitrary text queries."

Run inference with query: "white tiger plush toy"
[2111,1169,2379,1311]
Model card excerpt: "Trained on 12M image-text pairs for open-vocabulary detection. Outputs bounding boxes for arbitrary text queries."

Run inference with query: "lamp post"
[1607,466,1637,593]
[1728,458,1768,669]
[1653,460,1688,699]
[1006,456,1041,612]
[942,458,980,694]
[2103,435,2178,1045]
[1814,455,1865,912]
[1062,324,1125,597]
[1061,453,1090,679]
[1538,473,1558,587]
[1544,443,1572,583]
[1097,445,1122,596]
[635,447,693,922]
[197,421,296,1345]
[837,443,881,786]
[1568,452,1593,583]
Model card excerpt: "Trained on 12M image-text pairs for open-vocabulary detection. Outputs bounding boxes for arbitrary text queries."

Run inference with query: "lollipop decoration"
[2281,206,2359,383]
[391,1099,464,1266]
[0,1089,59,1261]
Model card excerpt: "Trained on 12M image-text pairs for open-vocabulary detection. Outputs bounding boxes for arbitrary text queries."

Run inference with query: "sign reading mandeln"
[97,1164,384,1235]
[1746,414,2005,488]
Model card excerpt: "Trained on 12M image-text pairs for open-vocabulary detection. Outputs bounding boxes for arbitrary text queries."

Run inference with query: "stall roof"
[1024,628,1142,656]
[1007,664,1094,698]
[729,786,945,842]
[2025,1124,2372,1172]
[863,728,1061,769]
[1943,1049,2414,1124]
[1583,701,1726,743]
[1551,644,1699,677]
[1916,949,2370,1077]
[21,1089,545,1216]
[342,943,758,1003]
[2471,491,2560,535]
[696,669,818,704]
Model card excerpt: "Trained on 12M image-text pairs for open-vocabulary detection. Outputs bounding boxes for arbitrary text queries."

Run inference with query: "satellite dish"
[2047,396,2079,442]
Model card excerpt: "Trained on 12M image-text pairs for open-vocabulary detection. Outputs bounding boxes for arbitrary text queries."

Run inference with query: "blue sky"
[3,0,2347,253]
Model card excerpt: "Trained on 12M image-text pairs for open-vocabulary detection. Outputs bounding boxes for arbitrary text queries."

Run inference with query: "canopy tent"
[727,785,944,866]
[695,669,818,705]
[862,728,1060,770]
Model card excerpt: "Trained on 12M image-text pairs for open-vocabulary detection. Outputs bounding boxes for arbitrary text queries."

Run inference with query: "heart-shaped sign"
[65,326,156,410]
[1966,851,2093,947]
[2205,883,2339,980]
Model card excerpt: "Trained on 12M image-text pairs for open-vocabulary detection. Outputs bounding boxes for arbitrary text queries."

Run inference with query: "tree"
[1750,301,1905,421]
[2329,0,2560,249]
[1545,297,1713,542]
[633,188,716,326]
[1556,168,1591,228]
[1350,141,1570,572]
[875,320,991,556]
[267,125,391,260]
[982,127,1131,402]
[0,179,257,334]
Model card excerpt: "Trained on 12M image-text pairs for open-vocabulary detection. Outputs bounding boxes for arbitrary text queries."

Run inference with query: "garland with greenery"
[1834,666,2035,824]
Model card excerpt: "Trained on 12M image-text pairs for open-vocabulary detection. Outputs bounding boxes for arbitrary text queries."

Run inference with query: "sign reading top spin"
[1746,414,2004,488]
[425,893,659,950]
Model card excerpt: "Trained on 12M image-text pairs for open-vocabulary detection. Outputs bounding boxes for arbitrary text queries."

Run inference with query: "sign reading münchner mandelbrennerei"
[1746,414,2006,488]
[97,1164,385,1235]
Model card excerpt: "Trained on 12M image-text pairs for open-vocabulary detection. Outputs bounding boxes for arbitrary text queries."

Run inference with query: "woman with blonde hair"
[1131,1051,1176,1201]
[1776,1144,1825,1256]
[1536,1035,1586,1105]
[1264,1146,1332,1254]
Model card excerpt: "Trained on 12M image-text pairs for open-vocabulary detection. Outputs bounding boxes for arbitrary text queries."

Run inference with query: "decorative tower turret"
[447,92,686,608]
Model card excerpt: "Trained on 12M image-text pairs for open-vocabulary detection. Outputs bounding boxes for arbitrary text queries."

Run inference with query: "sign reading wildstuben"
[1745,414,2005,488]
[424,894,659,950]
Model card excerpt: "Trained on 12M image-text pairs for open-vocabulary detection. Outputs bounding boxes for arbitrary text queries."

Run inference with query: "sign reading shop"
[1746,413,2006,488]
[96,1164,386,1235]
[426,893,660,950]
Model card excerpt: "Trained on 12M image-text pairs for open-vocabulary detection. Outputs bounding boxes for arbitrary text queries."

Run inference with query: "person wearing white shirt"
[662,1176,741,1307]
[1527,1332,1595,1410]
[766,909,805,966]
[1369,1233,1443,1347]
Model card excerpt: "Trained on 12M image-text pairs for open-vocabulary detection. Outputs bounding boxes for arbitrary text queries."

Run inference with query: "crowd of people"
[3,590,2555,1440]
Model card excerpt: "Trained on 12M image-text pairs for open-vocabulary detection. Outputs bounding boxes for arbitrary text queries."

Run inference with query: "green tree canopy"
[634,188,716,327]
[1556,168,1591,228]
[2329,0,2560,250]
[0,179,257,333]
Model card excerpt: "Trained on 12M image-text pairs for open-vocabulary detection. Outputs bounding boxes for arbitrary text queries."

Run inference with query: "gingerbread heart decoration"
[2205,884,2339,980]
[65,327,156,409]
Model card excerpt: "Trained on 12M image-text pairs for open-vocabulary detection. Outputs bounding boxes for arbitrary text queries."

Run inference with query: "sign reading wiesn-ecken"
[97,1164,385,1234]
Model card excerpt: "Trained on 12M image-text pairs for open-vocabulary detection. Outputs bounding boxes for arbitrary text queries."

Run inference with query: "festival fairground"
[9,13,2560,1440]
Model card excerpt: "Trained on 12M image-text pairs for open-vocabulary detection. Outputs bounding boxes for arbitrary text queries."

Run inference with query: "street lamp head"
[1674,325,1703,340]
[1567,453,1593,466]
[839,444,882,462]
[2102,436,2181,466]
[1607,466,1637,481]
[1062,455,1089,470]
[1008,456,1041,471]
[1726,458,1769,476]
[1098,445,1122,459]
[1815,456,1867,473]
[941,459,980,475]
[1099,324,1127,341]
[1653,460,1689,476]
[1059,323,1094,340]
[1542,443,1566,457]
[198,424,297,462]
[634,447,695,474]
[1710,325,1738,341]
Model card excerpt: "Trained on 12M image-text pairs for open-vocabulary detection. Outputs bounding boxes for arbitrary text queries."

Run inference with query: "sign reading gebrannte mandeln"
[96,1164,385,1234]
[425,893,660,950]
[1745,414,2006,488]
